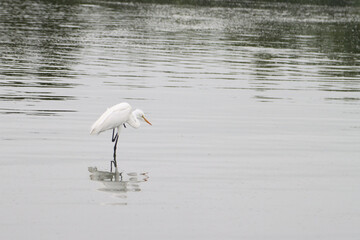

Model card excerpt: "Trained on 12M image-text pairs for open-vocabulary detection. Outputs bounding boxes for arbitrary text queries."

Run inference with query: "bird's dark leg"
[111,128,119,172]
[112,128,118,142]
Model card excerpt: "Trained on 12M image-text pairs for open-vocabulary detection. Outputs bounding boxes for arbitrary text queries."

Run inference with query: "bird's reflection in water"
[88,167,149,205]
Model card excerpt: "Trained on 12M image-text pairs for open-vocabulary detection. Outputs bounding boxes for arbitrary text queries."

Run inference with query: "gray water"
[1,0,360,239]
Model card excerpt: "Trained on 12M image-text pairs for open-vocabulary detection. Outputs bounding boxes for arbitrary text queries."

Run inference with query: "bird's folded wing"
[90,103,132,134]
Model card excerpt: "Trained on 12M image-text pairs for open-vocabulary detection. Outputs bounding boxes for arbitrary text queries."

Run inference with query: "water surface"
[0,0,360,239]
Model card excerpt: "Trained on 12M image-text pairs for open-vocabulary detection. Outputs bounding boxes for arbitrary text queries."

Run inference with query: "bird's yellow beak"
[142,116,152,126]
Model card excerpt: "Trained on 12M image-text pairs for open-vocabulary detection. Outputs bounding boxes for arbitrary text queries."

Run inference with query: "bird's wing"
[90,102,132,134]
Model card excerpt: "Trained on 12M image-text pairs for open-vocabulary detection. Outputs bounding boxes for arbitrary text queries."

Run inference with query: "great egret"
[90,102,152,171]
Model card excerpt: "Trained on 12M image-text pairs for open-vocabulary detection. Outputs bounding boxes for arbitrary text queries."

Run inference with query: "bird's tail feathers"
[90,124,101,135]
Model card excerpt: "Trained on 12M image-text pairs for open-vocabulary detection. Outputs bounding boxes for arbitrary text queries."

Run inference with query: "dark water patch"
[0,108,76,116]
[325,97,360,103]
[123,97,149,100]
[254,95,286,102]
[0,94,76,102]
[323,88,360,93]
[0,0,84,86]
[0,80,78,89]
[84,0,359,8]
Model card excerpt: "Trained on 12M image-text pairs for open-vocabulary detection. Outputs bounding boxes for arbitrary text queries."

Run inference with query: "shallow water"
[1,0,360,239]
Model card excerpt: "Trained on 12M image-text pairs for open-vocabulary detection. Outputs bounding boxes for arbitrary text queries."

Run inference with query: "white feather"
[90,102,132,135]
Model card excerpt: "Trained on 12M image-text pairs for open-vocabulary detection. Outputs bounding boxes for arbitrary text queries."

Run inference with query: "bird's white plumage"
[90,102,132,135]
[90,102,151,171]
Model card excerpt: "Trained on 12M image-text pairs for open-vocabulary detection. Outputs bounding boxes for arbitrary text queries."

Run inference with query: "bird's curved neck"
[127,111,140,128]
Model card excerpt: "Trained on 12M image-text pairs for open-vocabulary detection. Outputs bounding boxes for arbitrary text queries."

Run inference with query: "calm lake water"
[1,0,360,239]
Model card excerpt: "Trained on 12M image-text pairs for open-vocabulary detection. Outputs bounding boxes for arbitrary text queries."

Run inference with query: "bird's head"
[133,109,152,126]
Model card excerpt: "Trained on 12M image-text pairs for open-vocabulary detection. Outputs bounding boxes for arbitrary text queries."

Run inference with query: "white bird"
[90,102,152,171]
